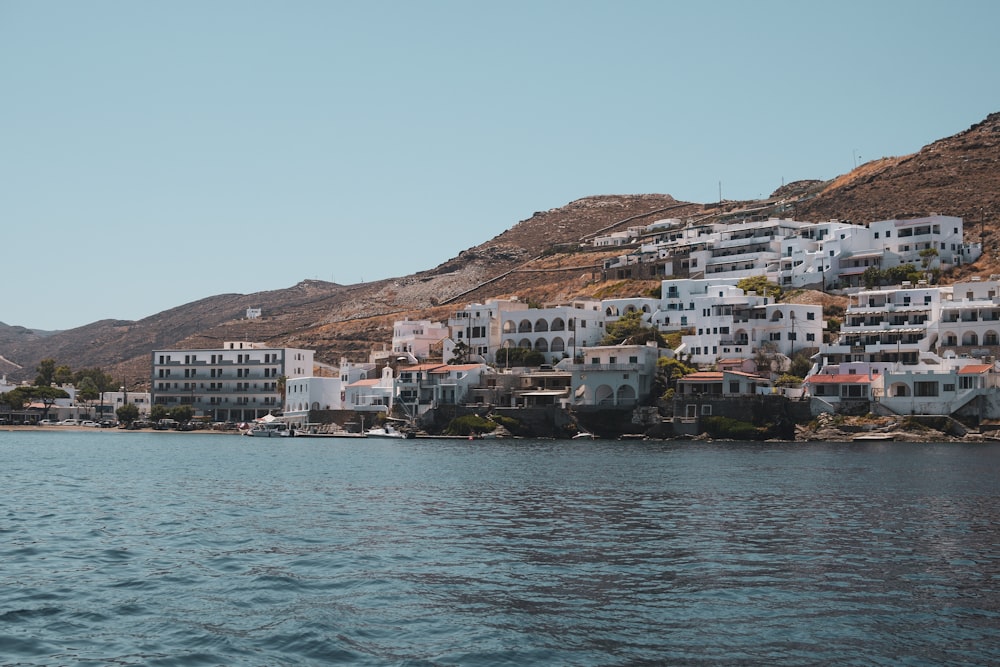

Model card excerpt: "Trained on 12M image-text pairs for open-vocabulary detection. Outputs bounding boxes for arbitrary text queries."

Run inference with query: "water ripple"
[1,433,999,665]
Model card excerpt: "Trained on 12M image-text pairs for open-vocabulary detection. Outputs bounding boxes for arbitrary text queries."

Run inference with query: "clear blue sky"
[3,0,999,331]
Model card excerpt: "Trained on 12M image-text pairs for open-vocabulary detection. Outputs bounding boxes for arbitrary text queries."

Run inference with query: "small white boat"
[852,432,895,441]
[364,424,412,439]
[244,422,292,437]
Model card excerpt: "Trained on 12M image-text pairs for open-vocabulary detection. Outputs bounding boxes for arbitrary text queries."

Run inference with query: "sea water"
[2,430,999,666]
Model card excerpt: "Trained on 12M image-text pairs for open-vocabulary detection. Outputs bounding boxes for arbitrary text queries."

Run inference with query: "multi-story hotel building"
[151,341,314,422]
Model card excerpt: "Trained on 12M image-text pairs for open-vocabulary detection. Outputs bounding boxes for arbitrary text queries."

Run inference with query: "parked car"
[38,419,56,425]
[80,420,99,427]
[58,419,80,426]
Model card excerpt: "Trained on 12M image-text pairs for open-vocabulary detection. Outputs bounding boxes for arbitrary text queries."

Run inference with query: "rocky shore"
[795,413,990,443]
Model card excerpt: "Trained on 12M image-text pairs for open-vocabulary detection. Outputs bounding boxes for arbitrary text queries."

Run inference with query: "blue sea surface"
[1,430,999,666]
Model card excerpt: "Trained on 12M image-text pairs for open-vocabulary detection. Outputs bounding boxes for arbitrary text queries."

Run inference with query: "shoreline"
[2,423,992,443]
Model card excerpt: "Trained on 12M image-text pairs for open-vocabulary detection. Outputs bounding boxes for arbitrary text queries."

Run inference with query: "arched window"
[551,317,566,331]
[962,332,979,346]
[503,320,517,334]
[616,385,637,404]
[595,384,614,405]
[518,319,532,333]
[518,338,532,349]
[534,318,549,332]
[534,338,549,352]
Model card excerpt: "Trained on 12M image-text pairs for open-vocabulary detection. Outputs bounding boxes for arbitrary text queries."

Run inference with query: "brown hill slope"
[5,113,1000,387]
[792,112,1000,275]
[3,194,699,385]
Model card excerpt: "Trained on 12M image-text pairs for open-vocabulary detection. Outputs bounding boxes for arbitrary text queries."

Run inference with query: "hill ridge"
[3,113,1000,384]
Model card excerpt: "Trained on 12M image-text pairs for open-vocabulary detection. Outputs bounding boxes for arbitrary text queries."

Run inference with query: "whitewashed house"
[560,342,662,407]
[500,300,605,365]
[344,366,394,413]
[392,319,450,361]
[282,376,343,426]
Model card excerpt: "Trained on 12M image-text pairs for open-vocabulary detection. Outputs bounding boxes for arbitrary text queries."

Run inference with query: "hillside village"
[6,209,1000,442]
[4,113,1000,440]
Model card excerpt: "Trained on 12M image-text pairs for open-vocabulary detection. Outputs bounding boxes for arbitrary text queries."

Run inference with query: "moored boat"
[364,424,413,439]
[244,421,292,437]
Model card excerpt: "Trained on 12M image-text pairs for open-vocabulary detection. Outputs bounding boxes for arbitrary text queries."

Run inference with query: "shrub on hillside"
[445,414,498,436]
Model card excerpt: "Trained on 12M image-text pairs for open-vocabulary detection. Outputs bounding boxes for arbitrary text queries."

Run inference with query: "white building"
[499,300,605,365]
[392,319,450,361]
[283,376,343,425]
[344,365,394,413]
[446,298,530,363]
[688,218,811,281]
[560,342,662,407]
[807,277,1000,416]
[652,278,824,366]
[151,341,314,422]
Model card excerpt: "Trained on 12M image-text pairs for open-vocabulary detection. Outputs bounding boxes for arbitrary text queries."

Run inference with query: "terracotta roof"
[680,372,723,381]
[400,363,446,372]
[958,364,993,374]
[348,379,381,387]
[430,364,483,373]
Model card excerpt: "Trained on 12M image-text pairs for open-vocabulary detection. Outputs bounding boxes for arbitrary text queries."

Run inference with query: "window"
[807,312,815,320]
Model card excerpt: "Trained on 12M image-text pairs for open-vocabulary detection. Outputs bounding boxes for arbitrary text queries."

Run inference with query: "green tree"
[276,375,287,409]
[862,266,882,290]
[76,377,99,402]
[116,403,139,426]
[600,310,665,346]
[169,405,193,423]
[150,405,169,422]
[0,387,29,410]
[656,356,696,401]
[73,368,117,393]
[53,365,74,386]
[788,352,813,379]
[448,341,471,365]
[496,346,546,367]
[35,358,56,386]
[24,385,70,419]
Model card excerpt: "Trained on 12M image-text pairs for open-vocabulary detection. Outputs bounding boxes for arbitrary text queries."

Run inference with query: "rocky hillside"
[791,112,1000,276]
[4,113,1000,386]
[2,195,700,385]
